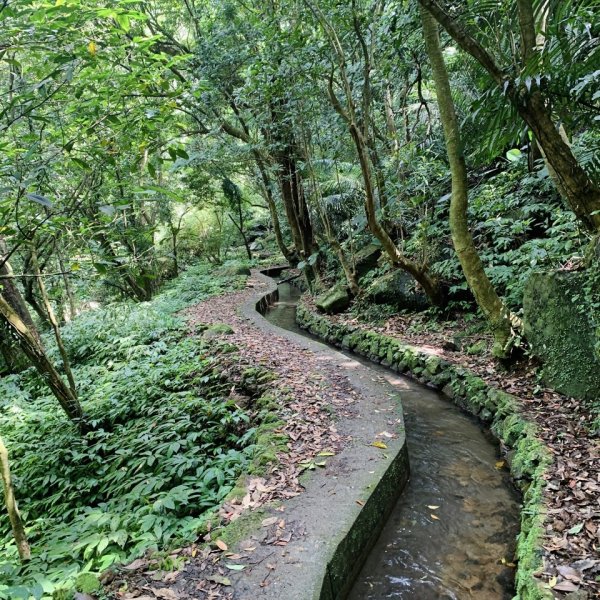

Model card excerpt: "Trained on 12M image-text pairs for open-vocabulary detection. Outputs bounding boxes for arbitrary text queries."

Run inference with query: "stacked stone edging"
[296,301,553,600]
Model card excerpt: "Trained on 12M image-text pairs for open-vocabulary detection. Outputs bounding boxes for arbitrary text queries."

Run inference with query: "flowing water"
[263,280,520,600]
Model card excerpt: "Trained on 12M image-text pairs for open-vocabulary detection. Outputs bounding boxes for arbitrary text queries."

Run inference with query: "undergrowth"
[0,262,257,599]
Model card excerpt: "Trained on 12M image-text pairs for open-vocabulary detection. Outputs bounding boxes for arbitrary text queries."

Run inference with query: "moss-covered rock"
[366,270,428,310]
[523,271,600,401]
[315,284,351,314]
[353,243,382,279]
[202,323,234,339]
[217,262,252,277]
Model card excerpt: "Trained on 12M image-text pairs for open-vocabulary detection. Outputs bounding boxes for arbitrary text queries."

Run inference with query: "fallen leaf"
[556,565,581,581]
[567,523,583,535]
[431,514,440,520]
[262,517,278,527]
[427,505,440,510]
[207,575,232,586]
[225,563,246,571]
[495,460,506,469]
[371,441,387,449]
[377,431,395,438]
[122,558,148,571]
[552,581,579,592]
[150,589,180,600]
[317,451,335,456]
[215,539,228,551]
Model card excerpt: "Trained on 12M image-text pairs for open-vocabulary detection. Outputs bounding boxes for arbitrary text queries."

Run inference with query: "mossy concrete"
[296,300,553,600]
[523,270,600,401]
[220,271,410,600]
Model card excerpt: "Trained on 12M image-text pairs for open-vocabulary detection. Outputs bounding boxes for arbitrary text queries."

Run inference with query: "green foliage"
[428,162,587,310]
[0,264,254,599]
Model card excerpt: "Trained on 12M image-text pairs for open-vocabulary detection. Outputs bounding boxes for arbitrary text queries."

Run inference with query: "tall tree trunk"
[417,0,600,233]
[421,6,514,358]
[31,252,78,397]
[0,436,30,562]
[171,228,179,278]
[57,248,76,320]
[254,155,298,264]
[0,294,85,427]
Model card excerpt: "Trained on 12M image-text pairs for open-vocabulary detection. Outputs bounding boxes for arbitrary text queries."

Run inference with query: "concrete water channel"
[262,275,520,600]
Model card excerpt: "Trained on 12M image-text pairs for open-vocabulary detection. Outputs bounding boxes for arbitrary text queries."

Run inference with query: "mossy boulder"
[202,323,234,339]
[217,262,251,277]
[315,285,350,314]
[523,271,600,401]
[366,270,428,310]
[353,243,382,279]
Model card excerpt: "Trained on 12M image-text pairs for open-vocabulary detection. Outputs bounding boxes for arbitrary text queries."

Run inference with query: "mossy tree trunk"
[417,0,600,233]
[421,6,514,358]
[0,436,30,562]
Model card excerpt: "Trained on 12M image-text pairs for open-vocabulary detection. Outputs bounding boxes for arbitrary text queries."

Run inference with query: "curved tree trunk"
[31,251,78,398]
[349,123,444,306]
[0,293,85,427]
[0,436,30,562]
[421,6,514,357]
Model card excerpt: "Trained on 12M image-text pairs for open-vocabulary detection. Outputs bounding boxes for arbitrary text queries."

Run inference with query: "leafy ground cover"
[0,262,260,599]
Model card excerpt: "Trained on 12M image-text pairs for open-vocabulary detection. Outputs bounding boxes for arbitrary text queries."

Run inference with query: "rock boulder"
[315,285,350,314]
[523,271,600,401]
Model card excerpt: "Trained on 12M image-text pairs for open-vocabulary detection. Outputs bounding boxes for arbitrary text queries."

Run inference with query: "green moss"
[217,507,268,547]
[248,420,288,474]
[75,572,101,594]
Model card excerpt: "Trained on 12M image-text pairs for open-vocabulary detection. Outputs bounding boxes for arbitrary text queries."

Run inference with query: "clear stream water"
[263,280,520,600]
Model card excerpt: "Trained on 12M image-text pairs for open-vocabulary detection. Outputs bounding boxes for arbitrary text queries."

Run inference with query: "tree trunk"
[417,0,600,233]
[0,293,85,427]
[516,92,600,231]
[421,6,514,357]
[0,436,30,562]
[171,228,179,278]
[349,122,445,306]
[57,248,77,320]
[0,242,42,344]
[31,252,78,397]
[254,155,298,264]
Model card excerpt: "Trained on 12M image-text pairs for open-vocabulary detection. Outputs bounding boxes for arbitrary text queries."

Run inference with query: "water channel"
[262,278,521,600]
